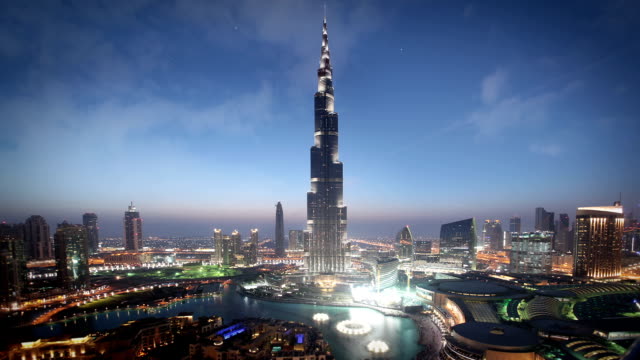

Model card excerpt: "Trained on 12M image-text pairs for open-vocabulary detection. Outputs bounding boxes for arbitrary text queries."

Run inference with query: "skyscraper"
[509,216,521,233]
[82,213,99,254]
[306,17,349,273]
[509,232,553,274]
[439,218,477,270]
[214,228,224,264]
[275,202,285,257]
[54,221,89,289]
[535,207,555,232]
[24,215,52,260]
[214,229,236,266]
[289,230,303,250]
[0,223,26,304]
[555,213,570,253]
[124,202,142,251]
[395,226,414,260]
[573,202,624,279]
[231,230,242,260]
[248,228,259,265]
[482,220,504,250]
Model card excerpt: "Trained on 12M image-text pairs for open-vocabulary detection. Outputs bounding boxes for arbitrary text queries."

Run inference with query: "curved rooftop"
[452,322,539,350]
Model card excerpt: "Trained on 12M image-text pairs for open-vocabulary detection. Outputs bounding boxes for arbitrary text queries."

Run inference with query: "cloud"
[529,143,563,157]
[481,68,507,104]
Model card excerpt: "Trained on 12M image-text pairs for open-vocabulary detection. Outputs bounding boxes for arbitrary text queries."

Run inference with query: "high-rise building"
[82,213,99,255]
[373,257,399,292]
[509,216,521,233]
[0,223,26,304]
[214,229,237,266]
[414,239,432,259]
[214,229,224,264]
[535,207,555,232]
[439,218,477,270]
[24,215,52,260]
[247,229,259,265]
[289,230,303,251]
[509,232,553,274]
[623,219,639,252]
[573,202,624,279]
[555,213,570,253]
[306,17,349,273]
[231,230,242,261]
[395,226,414,260]
[275,202,285,257]
[54,221,89,289]
[124,202,142,251]
[482,220,503,250]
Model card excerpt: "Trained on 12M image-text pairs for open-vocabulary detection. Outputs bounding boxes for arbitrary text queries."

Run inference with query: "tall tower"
[24,215,52,260]
[396,226,414,260]
[124,202,142,251]
[0,223,26,304]
[249,229,259,264]
[483,220,504,250]
[275,202,285,257]
[54,221,89,289]
[307,17,349,273]
[535,207,555,232]
[573,202,624,279]
[82,213,99,254]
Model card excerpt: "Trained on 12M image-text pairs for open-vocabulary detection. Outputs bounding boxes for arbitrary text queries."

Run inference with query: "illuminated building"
[441,323,539,360]
[395,225,414,260]
[289,229,304,250]
[555,213,570,253]
[306,17,350,273]
[373,257,398,291]
[123,202,142,251]
[246,228,259,265]
[509,216,521,233]
[214,229,237,266]
[24,215,52,260]
[622,219,639,252]
[573,202,624,279]
[275,202,285,257]
[535,207,555,232]
[54,221,89,289]
[509,232,553,274]
[82,212,99,254]
[0,223,25,304]
[414,239,432,259]
[482,220,503,250]
[439,218,477,270]
[231,230,242,258]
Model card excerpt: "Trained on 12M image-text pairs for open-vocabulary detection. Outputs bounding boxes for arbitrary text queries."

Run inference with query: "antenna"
[324,2,327,20]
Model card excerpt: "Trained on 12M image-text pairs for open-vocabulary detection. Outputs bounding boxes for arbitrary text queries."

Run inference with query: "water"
[32,285,423,360]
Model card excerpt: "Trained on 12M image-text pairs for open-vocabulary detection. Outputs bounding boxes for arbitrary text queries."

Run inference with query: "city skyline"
[1,1,639,238]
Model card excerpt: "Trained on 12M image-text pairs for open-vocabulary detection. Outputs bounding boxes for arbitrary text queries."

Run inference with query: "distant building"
[124,202,142,251]
[509,216,521,233]
[288,230,303,251]
[246,229,259,265]
[535,207,555,232]
[623,218,639,252]
[275,202,285,257]
[54,221,89,289]
[373,257,399,292]
[509,232,553,274]
[573,202,624,279]
[0,223,26,304]
[482,220,503,250]
[24,215,52,260]
[439,218,477,270]
[82,212,99,254]
[214,229,237,266]
[555,213,570,253]
[395,225,414,260]
[231,230,242,259]
[414,239,432,258]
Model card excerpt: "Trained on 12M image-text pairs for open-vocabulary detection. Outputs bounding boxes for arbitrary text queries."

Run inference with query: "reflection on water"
[33,285,422,360]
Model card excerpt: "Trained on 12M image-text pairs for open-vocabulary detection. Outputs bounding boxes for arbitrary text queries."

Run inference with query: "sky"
[1,0,639,239]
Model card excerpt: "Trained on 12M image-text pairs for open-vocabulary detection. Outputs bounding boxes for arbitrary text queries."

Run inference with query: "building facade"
[275,202,285,257]
[24,215,52,260]
[54,221,90,289]
[214,229,238,266]
[439,218,477,270]
[573,203,624,279]
[535,207,555,232]
[124,202,142,251]
[509,232,553,274]
[373,257,399,292]
[482,220,503,250]
[0,224,25,304]
[555,213,570,253]
[82,212,99,255]
[306,18,349,273]
[395,225,414,260]
[289,230,303,251]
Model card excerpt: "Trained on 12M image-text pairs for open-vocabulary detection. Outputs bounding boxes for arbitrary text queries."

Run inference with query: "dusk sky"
[1,0,639,239]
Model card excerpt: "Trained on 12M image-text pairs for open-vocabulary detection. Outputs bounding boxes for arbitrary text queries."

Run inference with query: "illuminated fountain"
[313,313,330,322]
[367,340,389,353]
[336,320,372,335]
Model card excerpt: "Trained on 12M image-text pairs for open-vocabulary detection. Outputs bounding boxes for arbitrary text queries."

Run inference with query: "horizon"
[1,1,639,238]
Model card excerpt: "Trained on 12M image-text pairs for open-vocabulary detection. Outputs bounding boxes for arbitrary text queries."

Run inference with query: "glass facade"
[54,222,89,289]
[573,204,624,278]
[439,218,477,270]
[509,232,553,274]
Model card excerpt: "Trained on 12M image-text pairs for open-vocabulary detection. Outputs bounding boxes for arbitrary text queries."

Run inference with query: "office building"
[373,257,399,292]
[246,228,259,265]
[24,215,52,260]
[414,239,432,258]
[275,202,285,257]
[54,221,90,289]
[124,202,142,251]
[573,202,624,279]
[306,18,350,273]
[509,216,521,233]
[439,218,477,270]
[395,225,414,260]
[289,230,303,251]
[482,220,503,250]
[555,213,570,253]
[0,223,25,304]
[82,212,99,254]
[509,232,553,274]
[535,207,555,232]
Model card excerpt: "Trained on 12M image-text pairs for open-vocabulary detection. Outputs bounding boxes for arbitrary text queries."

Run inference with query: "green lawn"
[95,264,241,280]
